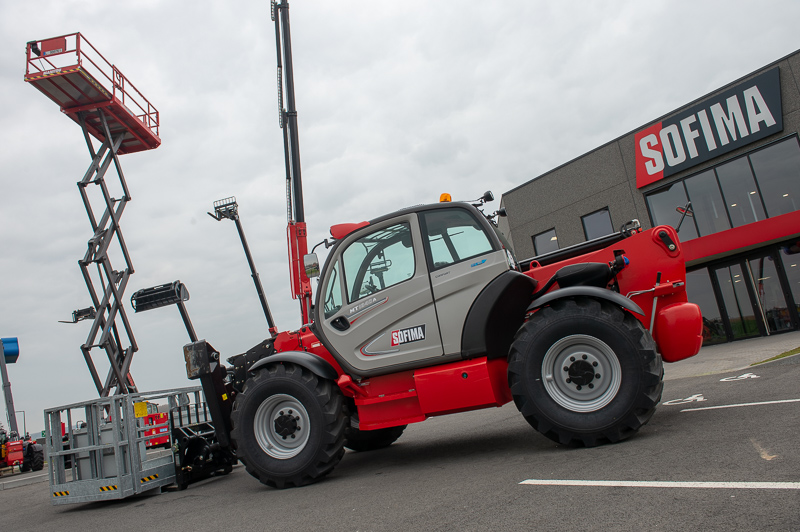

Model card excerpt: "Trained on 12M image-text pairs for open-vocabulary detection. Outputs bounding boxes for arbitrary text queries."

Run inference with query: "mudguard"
[527,286,645,316]
[461,271,538,359]
[249,351,338,381]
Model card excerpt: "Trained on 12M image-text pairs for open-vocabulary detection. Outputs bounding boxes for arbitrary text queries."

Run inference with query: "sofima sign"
[635,67,782,188]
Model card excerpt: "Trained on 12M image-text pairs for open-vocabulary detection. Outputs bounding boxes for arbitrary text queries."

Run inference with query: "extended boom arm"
[274,0,312,325]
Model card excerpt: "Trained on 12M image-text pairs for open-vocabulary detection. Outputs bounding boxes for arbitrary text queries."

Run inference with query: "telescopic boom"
[273,1,312,325]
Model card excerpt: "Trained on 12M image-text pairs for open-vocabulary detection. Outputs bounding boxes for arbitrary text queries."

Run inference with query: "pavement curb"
[0,471,49,491]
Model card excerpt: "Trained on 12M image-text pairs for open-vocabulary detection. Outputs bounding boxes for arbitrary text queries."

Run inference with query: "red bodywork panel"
[339,357,512,430]
[524,225,703,363]
[271,225,702,432]
[287,222,312,324]
[1,440,24,468]
[330,221,369,240]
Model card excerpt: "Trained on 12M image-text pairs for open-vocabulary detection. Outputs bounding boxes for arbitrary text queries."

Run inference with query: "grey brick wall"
[501,49,800,262]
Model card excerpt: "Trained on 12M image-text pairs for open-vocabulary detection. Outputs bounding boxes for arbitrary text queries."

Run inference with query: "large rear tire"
[21,454,31,472]
[32,447,44,471]
[344,424,406,452]
[508,297,663,447]
[230,363,346,488]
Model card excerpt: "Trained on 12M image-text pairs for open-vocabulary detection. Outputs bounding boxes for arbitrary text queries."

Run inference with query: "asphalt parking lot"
[2,331,799,531]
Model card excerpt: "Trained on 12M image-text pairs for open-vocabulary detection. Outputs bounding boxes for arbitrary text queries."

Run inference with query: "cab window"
[422,209,494,269]
[322,259,344,319]
[342,223,415,303]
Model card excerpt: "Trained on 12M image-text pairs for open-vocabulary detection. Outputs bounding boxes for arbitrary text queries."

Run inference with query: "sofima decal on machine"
[391,325,426,346]
[635,67,783,188]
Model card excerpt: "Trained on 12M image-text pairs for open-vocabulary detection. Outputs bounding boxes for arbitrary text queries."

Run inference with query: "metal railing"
[25,32,159,137]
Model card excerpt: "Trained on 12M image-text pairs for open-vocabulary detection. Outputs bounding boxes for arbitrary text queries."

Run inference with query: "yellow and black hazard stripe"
[99,485,118,492]
[140,474,159,483]
[52,491,70,497]
[24,66,80,82]
[78,69,111,98]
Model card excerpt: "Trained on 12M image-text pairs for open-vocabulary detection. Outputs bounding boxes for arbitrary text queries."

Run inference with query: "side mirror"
[304,253,320,278]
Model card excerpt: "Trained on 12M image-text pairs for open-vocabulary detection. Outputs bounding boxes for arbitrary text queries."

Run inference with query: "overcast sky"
[1,0,799,437]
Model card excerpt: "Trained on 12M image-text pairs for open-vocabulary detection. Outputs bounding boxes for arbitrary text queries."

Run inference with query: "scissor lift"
[25,33,161,396]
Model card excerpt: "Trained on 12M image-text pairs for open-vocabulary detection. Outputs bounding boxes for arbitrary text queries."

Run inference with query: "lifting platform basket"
[24,32,160,154]
[44,387,205,505]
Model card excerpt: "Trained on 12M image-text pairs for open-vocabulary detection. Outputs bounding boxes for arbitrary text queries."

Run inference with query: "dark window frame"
[532,228,559,256]
[581,207,614,241]
[418,207,497,272]
[644,133,800,234]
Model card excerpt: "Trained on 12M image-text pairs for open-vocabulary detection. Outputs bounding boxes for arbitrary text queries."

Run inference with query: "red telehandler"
[179,1,703,489]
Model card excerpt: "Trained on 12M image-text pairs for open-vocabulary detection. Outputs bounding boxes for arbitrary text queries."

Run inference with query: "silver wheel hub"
[253,394,310,459]
[541,334,622,412]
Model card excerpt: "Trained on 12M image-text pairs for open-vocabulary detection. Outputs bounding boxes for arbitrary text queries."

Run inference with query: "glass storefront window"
[714,264,760,340]
[684,170,731,236]
[645,181,698,240]
[533,228,559,255]
[749,137,800,217]
[747,255,793,333]
[779,243,800,318]
[715,157,766,227]
[685,268,726,345]
[581,208,614,240]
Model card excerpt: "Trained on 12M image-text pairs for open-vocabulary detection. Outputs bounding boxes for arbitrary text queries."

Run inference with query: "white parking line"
[680,398,800,412]
[519,479,800,489]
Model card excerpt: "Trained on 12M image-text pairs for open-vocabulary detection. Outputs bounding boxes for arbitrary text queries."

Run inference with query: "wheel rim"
[541,334,622,412]
[253,393,311,459]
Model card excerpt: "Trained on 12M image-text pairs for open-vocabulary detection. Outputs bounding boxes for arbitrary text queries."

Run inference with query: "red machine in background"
[142,406,170,449]
[0,430,25,472]
[1,338,44,474]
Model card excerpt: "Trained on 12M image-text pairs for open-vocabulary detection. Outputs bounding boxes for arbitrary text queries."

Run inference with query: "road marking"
[680,398,800,412]
[663,393,706,405]
[720,373,760,381]
[519,479,800,489]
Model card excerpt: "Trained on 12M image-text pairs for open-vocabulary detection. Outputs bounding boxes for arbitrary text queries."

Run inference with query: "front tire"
[230,363,346,488]
[508,297,662,447]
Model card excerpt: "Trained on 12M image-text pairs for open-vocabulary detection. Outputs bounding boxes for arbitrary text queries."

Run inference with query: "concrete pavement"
[664,329,800,380]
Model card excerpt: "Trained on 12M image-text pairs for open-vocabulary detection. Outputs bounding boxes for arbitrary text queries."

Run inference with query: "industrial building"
[500,49,800,345]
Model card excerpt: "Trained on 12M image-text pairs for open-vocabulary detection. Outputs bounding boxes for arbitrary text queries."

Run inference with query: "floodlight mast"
[274,0,313,325]
[209,197,278,336]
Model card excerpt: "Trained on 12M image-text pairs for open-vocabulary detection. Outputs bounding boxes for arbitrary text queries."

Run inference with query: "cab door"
[419,207,510,355]
[317,214,444,376]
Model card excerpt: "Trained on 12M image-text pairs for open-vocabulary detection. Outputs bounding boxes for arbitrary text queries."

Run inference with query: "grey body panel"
[430,249,510,355]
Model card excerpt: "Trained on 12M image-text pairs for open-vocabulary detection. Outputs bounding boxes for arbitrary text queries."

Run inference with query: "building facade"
[499,50,800,345]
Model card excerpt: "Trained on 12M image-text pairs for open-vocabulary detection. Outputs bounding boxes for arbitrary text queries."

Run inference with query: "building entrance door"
[711,248,799,341]
[712,262,761,340]
[746,252,795,333]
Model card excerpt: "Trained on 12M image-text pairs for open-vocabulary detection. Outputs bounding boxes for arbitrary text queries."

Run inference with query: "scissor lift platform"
[24,33,160,154]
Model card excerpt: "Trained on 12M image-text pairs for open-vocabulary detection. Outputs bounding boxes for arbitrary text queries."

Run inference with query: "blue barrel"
[1,337,19,364]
